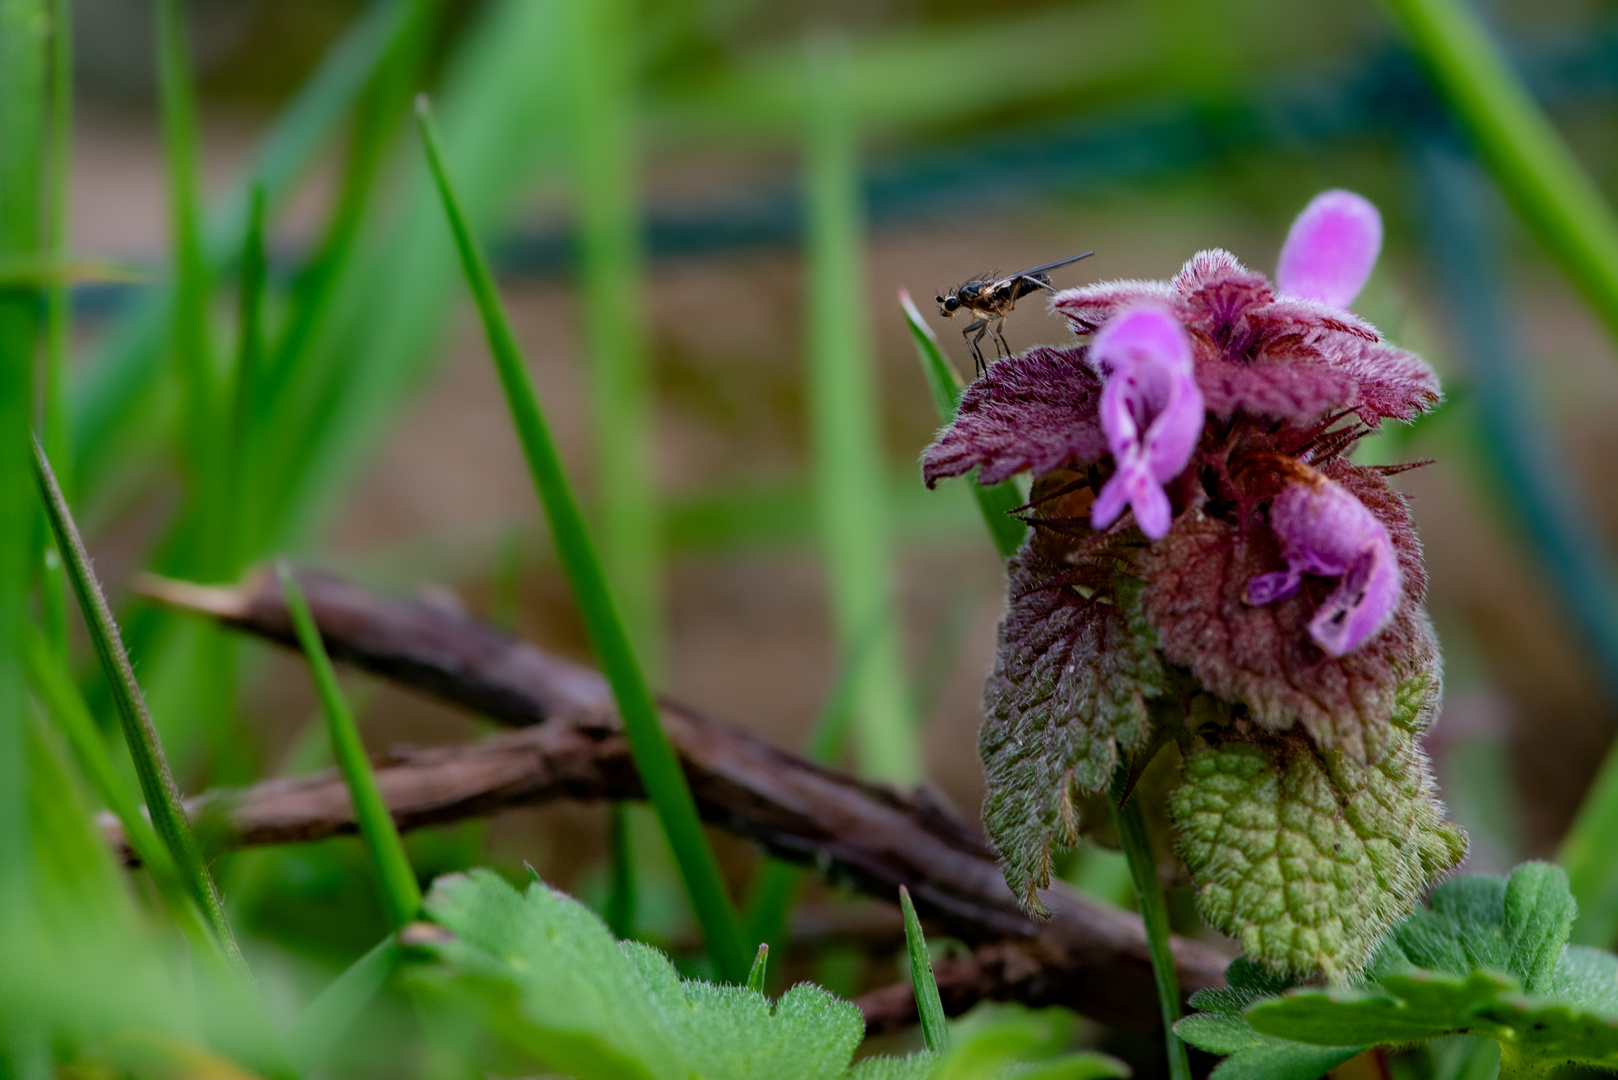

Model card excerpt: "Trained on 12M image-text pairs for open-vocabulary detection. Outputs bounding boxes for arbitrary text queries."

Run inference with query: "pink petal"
[1276,190,1383,310]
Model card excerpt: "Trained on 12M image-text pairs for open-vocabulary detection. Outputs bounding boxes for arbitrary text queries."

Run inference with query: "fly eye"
[944,296,959,311]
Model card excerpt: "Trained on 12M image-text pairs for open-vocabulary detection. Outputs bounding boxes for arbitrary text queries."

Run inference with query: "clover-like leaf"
[981,543,1166,911]
[1171,675,1466,979]
[1175,959,1363,1080]
[1226,864,1618,1075]
[412,869,866,1080]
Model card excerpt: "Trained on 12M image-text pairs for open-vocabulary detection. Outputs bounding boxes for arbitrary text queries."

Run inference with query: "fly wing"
[1007,251,1095,279]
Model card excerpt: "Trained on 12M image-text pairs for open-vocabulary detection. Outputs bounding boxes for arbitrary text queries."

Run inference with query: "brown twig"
[134,569,1229,1028]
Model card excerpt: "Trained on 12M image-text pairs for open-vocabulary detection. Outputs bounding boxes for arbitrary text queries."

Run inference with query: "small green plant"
[1179,863,1618,1078]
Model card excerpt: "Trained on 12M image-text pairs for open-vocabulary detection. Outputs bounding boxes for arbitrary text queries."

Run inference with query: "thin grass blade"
[415,98,749,984]
[900,885,949,1053]
[30,436,246,974]
[741,609,875,949]
[900,289,1025,559]
[804,36,918,785]
[747,944,769,994]
[277,561,421,929]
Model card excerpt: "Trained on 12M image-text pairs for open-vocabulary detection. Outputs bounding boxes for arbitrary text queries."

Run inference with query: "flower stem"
[1110,763,1191,1080]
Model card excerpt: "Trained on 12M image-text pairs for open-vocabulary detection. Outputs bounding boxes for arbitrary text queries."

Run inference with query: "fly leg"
[962,318,989,381]
[989,315,1012,362]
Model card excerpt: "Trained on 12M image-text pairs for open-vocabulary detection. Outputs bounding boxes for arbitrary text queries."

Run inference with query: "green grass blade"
[70,0,408,489]
[1382,0,1618,345]
[415,98,749,985]
[288,934,402,1071]
[30,436,246,975]
[746,943,769,993]
[740,610,876,950]
[156,0,224,571]
[565,0,661,675]
[41,0,70,498]
[0,0,50,949]
[900,289,1026,559]
[277,561,421,930]
[899,885,950,1053]
[227,185,268,573]
[804,36,918,786]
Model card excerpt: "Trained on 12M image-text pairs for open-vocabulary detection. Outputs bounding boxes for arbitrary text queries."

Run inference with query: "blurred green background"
[37,0,1618,1066]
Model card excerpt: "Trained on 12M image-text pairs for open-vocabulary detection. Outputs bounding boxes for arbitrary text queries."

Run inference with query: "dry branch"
[136,570,1228,1029]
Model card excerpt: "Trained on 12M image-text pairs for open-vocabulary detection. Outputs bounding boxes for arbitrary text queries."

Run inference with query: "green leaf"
[848,1056,937,1080]
[1176,959,1363,1080]
[417,97,747,983]
[1232,864,1618,1072]
[412,869,864,1080]
[1171,674,1466,979]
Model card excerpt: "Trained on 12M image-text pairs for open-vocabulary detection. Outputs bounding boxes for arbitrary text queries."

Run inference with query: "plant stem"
[416,98,749,984]
[1110,764,1191,1080]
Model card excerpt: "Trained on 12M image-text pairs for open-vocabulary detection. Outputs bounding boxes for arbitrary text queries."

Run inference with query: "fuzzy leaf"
[921,345,1107,489]
[414,870,864,1080]
[981,543,1165,910]
[1142,460,1433,764]
[1171,676,1466,979]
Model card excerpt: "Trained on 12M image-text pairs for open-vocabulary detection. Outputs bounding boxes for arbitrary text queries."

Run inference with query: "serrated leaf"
[981,542,1165,910]
[1171,675,1465,978]
[413,870,864,1080]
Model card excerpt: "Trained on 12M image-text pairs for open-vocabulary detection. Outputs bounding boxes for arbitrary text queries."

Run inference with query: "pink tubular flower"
[1276,189,1383,310]
[1245,472,1401,657]
[1089,306,1204,540]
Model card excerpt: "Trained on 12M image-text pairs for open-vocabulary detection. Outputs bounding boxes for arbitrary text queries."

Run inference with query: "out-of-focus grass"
[0,0,48,958]
[804,37,919,786]
[566,0,660,675]
[419,97,749,983]
[1384,0,1618,346]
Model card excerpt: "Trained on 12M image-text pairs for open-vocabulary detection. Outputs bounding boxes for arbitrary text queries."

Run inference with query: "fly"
[936,251,1094,378]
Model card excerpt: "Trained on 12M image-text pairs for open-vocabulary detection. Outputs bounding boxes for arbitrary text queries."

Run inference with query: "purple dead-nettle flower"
[1245,466,1401,658]
[1088,306,1204,540]
[922,189,1465,976]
